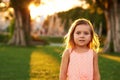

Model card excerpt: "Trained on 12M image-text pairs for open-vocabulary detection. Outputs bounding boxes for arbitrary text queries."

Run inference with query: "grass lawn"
[99,52,120,80]
[0,44,120,80]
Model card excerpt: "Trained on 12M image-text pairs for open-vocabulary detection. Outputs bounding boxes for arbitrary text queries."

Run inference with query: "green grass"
[99,53,120,80]
[0,46,34,80]
[0,45,63,80]
[39,36,64,43]
[0,45,120,80]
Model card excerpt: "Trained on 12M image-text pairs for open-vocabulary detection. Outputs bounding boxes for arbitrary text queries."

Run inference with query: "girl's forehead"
[75,24,91,31]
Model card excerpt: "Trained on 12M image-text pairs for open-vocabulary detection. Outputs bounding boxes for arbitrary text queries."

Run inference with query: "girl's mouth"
[79,40,85,41]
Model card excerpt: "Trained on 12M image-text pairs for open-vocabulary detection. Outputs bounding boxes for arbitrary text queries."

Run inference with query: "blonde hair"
[64,18,100,53]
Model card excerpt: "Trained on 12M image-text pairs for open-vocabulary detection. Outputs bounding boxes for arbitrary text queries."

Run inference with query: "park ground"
[0,44,120,80]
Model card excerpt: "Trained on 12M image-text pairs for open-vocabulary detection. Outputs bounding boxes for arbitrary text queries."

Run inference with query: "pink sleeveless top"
[67,49,93,80]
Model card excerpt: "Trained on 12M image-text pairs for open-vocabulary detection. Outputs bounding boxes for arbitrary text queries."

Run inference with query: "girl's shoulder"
[90,49,98,57]
[62,48,72,57]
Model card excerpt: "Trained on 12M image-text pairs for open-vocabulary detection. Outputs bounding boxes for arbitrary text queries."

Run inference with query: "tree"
[110,0,120,52]
[87,0,120,52]
[8,0,33,46]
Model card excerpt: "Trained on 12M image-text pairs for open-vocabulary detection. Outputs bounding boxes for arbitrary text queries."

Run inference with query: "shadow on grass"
[0,45,34,80]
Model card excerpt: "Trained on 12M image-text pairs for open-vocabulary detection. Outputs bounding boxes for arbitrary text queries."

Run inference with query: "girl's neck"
[74,45,89,53]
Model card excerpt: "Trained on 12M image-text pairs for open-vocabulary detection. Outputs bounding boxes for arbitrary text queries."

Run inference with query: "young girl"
[59,18,100,80]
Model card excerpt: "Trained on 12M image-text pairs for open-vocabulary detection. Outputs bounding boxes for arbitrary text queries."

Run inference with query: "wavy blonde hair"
[64,18,100,53]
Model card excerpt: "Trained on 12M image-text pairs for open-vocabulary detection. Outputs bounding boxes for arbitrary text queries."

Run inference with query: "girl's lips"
[79,40,85,41]
[78,40,85,42]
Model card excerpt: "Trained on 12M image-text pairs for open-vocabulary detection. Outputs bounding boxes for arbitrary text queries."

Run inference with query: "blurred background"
[0,0,120,80]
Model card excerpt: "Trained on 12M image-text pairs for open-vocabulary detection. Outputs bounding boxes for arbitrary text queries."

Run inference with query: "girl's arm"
[59,49,70,80]
[93,51,100,80]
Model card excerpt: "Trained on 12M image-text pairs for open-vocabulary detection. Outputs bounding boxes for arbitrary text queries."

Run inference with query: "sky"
[29,0,88,19]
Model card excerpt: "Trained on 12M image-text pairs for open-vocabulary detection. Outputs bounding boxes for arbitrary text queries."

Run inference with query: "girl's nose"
[79,33,84,37]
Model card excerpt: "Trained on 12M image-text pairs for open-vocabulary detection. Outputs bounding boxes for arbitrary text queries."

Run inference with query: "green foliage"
[99,36,106,47]
[90,0,113,10]
[57,7,105,32]
[39,36,64,43]
[32,37,50,45]
[0,34,9,43]
[32,36,63,46]
[7,19,15,38]
[0,19,15,43]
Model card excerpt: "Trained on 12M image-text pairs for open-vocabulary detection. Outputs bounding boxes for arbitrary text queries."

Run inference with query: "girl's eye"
[84,32,89,35]
[76,32,81,34]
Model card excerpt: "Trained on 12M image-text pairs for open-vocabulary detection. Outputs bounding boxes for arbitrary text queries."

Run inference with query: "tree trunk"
[105,0,120,52]
[113,0,120,52]
[21,8,31,45]
[8,8,26,46]
[8,7,31,46]
[98,22,102,36]
[110,6,115,52]
[103,10,112,52]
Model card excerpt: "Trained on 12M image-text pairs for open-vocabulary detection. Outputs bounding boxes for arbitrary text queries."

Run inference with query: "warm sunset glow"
[101,54,120,62]
[82,3,90,9]
[29,0,88,20]
[30,51,60,80]
[0,2,6,8]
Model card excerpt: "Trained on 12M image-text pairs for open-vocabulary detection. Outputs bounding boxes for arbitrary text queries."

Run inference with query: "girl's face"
[73,24,92,47]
